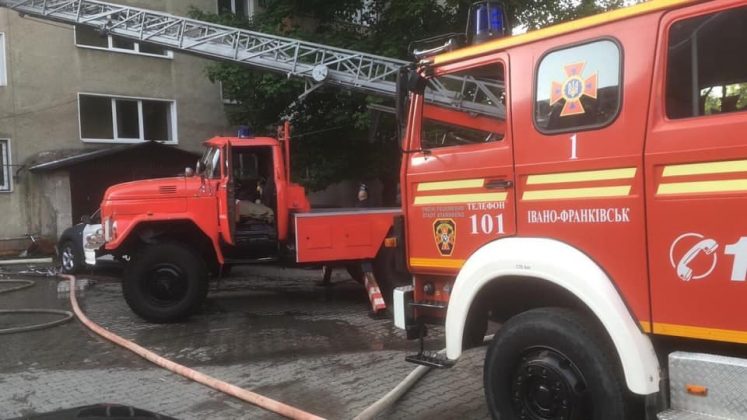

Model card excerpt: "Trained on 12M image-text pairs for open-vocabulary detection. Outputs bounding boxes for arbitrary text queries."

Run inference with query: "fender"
[445,237,659,395]
[104,213,225,264]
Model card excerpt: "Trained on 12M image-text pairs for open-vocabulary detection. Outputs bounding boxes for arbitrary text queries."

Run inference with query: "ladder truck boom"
[0,0,504,117]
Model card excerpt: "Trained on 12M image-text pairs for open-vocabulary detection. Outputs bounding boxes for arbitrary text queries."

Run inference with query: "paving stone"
[0,266,489,419]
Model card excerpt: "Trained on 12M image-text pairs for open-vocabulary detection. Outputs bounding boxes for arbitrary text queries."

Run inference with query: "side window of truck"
[198,147,222,179]
[535,39,622,133]
[421,63,506,149]
[666,6,747,119]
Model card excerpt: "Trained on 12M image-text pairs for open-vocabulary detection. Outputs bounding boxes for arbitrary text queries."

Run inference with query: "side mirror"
[195,161,203,174]
[185,167,195,177]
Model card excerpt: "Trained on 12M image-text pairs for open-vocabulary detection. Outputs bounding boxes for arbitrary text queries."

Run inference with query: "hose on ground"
[0,309,75,334]
[61,274,325,420]
[61,272,470,419]
[0,280,74,335]
[354,334,495,420]
[354,363,433,420]
[0,279,35,294]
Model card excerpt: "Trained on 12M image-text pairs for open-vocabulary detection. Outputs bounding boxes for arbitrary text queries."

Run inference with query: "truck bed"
[293,207,401,263]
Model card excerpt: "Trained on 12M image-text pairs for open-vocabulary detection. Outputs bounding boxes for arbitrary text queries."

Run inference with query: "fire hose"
[61,272,446,420]
[61,274,326,420]
[0,280,74,335]
[3,272,440,419]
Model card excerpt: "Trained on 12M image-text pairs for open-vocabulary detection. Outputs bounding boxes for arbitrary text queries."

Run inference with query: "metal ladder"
[0,0,504,118]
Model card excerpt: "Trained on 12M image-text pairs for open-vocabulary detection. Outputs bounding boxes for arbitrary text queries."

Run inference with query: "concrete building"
[0,1,261,253]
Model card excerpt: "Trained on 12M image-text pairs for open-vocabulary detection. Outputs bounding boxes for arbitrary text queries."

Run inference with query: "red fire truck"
[5,0,747,418]
[94,123,406,322]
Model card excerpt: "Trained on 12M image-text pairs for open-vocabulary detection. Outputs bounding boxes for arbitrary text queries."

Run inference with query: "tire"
[122,242,208,323]
[373,246,411,307]
[484,307,633,420]
[59,240,84,274]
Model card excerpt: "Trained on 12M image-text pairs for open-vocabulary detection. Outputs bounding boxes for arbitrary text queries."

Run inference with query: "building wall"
[0,1,235,245]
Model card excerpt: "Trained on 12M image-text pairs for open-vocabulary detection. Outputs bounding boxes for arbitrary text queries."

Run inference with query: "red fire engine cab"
[391,0,747,419]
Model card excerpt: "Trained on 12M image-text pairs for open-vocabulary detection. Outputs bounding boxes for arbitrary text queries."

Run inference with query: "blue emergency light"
[238,125,253,139]
[469,1,508,44]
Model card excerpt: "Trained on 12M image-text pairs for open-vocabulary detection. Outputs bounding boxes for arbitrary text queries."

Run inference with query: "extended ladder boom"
[0,0,504,117]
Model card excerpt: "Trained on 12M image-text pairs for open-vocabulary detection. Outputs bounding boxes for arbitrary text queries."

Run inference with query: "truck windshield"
[198,147,222,179]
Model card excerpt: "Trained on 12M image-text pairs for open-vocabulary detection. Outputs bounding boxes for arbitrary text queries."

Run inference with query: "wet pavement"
[0,265,490,419]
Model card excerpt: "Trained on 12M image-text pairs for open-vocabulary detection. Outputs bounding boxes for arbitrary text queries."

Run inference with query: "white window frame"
[217,0,255,17]
[0,32,7,86]
[78,93,179,145]
[219,81,239,105]
[0,139,13,193]
[73,26,174,59]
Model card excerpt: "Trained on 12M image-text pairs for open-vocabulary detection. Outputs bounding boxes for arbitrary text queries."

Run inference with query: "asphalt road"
[0,265,490,419]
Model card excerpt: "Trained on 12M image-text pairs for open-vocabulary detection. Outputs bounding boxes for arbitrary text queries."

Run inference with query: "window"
[198,147,222,179]
[422,119,503,149]
[535,39,622,133]
[218,0,255,17]
[75,26,172,58]
[0,139,12,192]
[666,6,747,119]
[421,63,506,149]
[220,81,239,105]
[0,33,6,86]
[78,94,178,144]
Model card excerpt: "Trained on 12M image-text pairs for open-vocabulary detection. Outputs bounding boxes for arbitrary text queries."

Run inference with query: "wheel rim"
[510,347,588,420]
[61,246,75,271]
[142,263,189,307]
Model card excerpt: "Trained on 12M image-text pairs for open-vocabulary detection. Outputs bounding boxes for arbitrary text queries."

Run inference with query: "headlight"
[85,229,105,250]
[103,218,115,242]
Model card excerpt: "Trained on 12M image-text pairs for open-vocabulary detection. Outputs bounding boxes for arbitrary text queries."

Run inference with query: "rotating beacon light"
[468,1,508,45]
[238,125,254,139]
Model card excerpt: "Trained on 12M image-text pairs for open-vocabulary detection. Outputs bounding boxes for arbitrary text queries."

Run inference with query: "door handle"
[485,179,513,189]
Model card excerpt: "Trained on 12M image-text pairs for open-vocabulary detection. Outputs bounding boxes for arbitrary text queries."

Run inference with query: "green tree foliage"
[191,0,635,196]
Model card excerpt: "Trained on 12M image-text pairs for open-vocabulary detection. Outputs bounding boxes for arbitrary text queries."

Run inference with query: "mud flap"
[362,262,386,313]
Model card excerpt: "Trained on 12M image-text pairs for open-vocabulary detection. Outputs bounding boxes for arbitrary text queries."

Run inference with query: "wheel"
[484,307,633,420]
[122,242,208,323]
[373,246,411,307]
[59,240,83,274]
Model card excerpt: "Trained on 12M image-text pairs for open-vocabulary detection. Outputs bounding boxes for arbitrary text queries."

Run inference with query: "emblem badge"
[550,62,598,117]
[433,219,456,256]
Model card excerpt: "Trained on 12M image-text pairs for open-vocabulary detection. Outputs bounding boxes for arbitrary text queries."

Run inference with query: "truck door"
[405,55,515,274]
[218,142,235,245]
[646,2,747,342]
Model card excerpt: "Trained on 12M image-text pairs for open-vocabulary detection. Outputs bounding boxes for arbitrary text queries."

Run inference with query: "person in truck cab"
[236,178,274,224]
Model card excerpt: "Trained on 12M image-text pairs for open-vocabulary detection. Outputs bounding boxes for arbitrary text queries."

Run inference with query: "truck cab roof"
[204,136,281,148]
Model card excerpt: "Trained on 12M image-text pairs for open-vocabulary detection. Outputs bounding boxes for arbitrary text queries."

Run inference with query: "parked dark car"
[56,209,102,274]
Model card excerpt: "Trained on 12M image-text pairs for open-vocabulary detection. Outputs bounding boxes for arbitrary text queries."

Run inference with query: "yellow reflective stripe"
[640,321,651,334]
[522,186,631,201]
[653,322,747,345]
[414,192,507,205]
[662,159,747,177]
[527,168,636,185]
[409,258,465,269]
[433,0,694,65]
[417,179,485,192]
[657,179,747,195]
